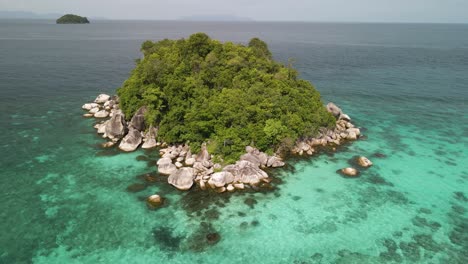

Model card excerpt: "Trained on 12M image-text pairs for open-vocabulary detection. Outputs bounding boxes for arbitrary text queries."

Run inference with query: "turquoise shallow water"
[0,20,467,263]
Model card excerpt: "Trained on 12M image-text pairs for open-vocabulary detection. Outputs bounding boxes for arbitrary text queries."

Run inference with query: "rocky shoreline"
[82,94,371,197]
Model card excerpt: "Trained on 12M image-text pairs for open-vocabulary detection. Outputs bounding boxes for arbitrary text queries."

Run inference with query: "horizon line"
[0,17,467,25]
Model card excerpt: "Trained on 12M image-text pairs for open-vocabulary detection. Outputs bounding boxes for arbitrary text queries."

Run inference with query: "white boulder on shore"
[208,171,234,188]
[223,160,269,186]
[82,103,99,110]
[94,110,109,118]
[142,126,158,149]
[168,167,196,190]
[94,94,110,104]
[157,157,178,175]
[105,111,126,140]
[119,127,142,152]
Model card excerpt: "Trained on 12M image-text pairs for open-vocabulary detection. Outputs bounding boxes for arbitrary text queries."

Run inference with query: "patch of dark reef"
[152,226,184,251]
[372,152,387,158]
[185,222,221,252]
[361,173,394,187]
[126,183,147,193]
[411,216,441,232]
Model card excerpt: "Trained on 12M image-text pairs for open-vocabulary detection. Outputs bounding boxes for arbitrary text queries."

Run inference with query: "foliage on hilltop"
[118,33,334,161]
[56,14,89,24]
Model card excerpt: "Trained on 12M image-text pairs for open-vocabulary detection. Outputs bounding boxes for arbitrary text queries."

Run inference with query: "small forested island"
[56,14,89,24]
[82,33,366,196]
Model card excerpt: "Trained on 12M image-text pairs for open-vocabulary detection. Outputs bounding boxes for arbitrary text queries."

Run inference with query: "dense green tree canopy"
[56,14,89,24]
[118,33,334,161]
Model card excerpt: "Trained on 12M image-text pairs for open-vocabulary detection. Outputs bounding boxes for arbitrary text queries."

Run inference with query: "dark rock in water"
[399,241,421,262]
[454,191,468,202]
[373,152,387,158]
[237,212,246,217]
[204,208,220,220]
[126,183,147,192]
[136,155,150,162]
[206,233,220,245]
[152,227,183,251]
[251,220,260,226]
[244,197,258,209]
[310,253,324,262]
[239,222,249,229]
[292,195,302,201]
[412,234,442,252]
[418,208,432,214]
[145,174,157,182]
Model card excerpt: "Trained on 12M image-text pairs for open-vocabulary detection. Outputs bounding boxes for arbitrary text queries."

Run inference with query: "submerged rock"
[119,127,142,152]
[357,156,373,168]
[168,167,196,190]
[146,194,164,208]
[341,167,360,177]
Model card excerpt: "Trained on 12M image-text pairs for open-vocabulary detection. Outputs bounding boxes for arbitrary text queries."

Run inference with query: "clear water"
[0,20,467,263]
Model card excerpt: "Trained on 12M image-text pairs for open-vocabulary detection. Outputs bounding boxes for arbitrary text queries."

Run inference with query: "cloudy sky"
[1,0,467,23]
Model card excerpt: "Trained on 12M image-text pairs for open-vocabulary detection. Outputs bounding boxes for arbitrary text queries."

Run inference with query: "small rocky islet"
[82,34,375,205]
[82,93,373,200]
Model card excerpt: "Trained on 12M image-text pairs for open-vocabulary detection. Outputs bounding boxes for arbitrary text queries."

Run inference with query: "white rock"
[341,167,359,177]
[94,110,109,118]
[208,171,234,188]
[168,168,195,190]
[175,162,183,168]
[357,156,373,168]
[157,158,178,175]
[185,157,195,166]
[89,107,100,114]
[94,94,110,104]
[82,103,99,110]
[118,127,142,152]
[227,184,235,192]
[233,183,245,190]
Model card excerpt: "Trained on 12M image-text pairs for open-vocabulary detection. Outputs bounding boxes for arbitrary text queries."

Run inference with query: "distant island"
[56,14,89,24]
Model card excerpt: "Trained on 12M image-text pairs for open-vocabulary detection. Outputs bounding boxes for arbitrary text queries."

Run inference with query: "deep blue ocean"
[0,20,467,263]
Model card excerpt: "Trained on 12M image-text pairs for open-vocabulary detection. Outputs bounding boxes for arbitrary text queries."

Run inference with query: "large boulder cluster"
[82,94,161,151]
[83,96,371,192]
[158,144,285,192]
[291,102,361,156]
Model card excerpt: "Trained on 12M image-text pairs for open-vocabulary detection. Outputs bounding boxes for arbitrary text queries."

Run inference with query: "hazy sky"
[1,0,467,23]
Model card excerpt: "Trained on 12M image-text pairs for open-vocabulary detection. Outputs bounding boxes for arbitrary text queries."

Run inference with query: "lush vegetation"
[56,14,89,24]
[118,33,335,161]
